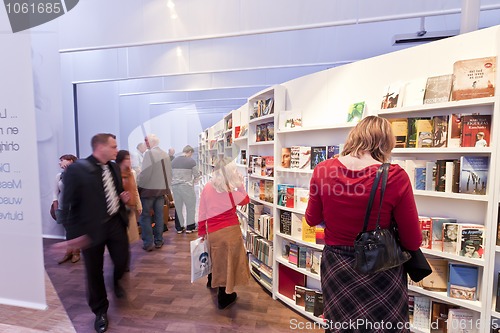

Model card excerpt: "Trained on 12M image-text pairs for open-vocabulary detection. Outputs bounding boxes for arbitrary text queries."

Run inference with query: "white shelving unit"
[196,26,500,331]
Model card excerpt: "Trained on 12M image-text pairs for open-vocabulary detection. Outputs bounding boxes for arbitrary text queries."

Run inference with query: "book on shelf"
[295,187,309,211]
[262,98,274,115]
[277,184,288,207]
[282,240,291,260]
[457,224,484,259]
[289,243,299,266]
[405,159,430,190]
[460,114,491,148]
[430,301,458,333]
[435,159,457,192]
[264,180,273,203]
[314,291,324,317]
[389,118,408,148]
[452,56,496,101]
[290,146,300,169]
[447,114,462,148]
[459,155,488,195]
[416,118,434,148]
[347,102,365,123]
[423,74,453,104]
[403,78,427,107]
[304,288,317,313]
[442,223,459,254]
[448,263,479,301]
[264,156,274,177]
[258,180,265,201]
[431,217,457,251]
[406,118,418,148]
[281,148,291,168]
[302,217,316,244]
[311,251,321,275]
[425,161,436,191]
[311,146,327,169]
[299,146,311,169]
[315,222,325,245]
[291,213,302,239]
[266,122,274,141]
[415,166,426,190]
[306,248,312,271]
[447,308,480,333]
[413,296,431,331]
[298,247,307,268]
[239,124,248,138]
[279,210,292,235]
[381,82,403,109]
[295,286,306,307]
[422,259,448,291]
[419,216,432,249]
[286,186,296,209]
[327,145,342,159]
[432,115,448,148]
[279,110,302,130]
[278,263,305,300]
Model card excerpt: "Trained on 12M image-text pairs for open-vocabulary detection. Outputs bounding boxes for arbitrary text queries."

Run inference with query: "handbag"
[190,236,212,283]
[353,163,411,275]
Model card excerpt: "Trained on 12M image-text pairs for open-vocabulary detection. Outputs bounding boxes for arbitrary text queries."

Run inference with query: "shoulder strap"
[160,159,171,193]
[375,163,390,228]
[361,164,385,232]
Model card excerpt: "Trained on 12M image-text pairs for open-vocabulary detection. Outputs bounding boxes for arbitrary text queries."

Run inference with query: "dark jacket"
[59,155,128,245]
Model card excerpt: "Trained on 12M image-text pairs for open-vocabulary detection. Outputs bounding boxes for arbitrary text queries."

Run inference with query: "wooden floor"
[43,224,323,333]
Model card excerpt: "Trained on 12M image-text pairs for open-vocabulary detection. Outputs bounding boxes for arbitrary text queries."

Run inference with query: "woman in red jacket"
[305,116,422,332]
[198,158,250,309]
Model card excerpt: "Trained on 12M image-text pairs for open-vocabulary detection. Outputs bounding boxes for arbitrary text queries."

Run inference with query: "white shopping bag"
[190,237,212,283]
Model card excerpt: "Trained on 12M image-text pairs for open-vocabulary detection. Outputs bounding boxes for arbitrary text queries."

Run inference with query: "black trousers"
[82,215,129,315]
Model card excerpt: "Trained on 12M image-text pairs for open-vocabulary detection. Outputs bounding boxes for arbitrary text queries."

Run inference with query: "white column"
[460,0,480,34]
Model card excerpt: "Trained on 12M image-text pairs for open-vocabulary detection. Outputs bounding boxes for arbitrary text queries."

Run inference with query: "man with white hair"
[137,134,172,251]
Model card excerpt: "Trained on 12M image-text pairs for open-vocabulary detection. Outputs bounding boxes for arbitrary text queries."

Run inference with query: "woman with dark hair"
[305,116,422,331]
[198,158,251,309]
[53,154,80,264]
[116,150,142,249]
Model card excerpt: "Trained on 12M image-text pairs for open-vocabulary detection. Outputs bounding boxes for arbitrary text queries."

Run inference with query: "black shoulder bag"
[353,163,411,274]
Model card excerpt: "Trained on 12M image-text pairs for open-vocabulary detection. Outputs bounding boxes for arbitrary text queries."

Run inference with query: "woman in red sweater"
[305,116,422,332]
[198,159,250,309]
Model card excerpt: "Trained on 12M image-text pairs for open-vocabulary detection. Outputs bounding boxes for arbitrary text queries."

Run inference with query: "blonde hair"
[212,158,242,193]
[341,116,395,162]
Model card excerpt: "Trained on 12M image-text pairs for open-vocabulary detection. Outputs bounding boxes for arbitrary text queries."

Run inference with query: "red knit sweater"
[198,182,249,236]
[305,158,422,250]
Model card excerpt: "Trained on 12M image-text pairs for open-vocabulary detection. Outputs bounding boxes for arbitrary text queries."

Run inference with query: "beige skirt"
[208,224,250,293]
[127,209,141,244]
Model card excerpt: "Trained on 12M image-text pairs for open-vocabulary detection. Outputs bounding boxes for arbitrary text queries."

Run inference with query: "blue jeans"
[172,184,197,231]
[139,195,165,247]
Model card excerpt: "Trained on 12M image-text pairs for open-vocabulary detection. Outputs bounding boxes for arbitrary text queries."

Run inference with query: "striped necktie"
[101,164,120,216]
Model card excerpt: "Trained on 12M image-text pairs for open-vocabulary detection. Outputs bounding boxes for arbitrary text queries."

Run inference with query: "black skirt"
[321,245,410,333]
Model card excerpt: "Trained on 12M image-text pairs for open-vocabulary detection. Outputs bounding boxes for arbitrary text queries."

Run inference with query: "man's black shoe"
[94,313,108,333]
[114,282,125,298]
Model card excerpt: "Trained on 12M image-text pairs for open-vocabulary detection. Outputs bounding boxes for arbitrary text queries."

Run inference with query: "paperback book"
[389,118,408,148]
[459,155,488,195]
[381,82,403,109]
[347,102,365,123]
[448,263,479,301]
[281,148,291,168]
[423,74,453,104]
[452,56,496,101]
[311,146,327,169]
[460,115,491,147]
[432,115,448,147]
[279,210,292,235]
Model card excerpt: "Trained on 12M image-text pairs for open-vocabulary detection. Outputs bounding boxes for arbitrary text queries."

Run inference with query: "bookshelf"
[197,26,500,331]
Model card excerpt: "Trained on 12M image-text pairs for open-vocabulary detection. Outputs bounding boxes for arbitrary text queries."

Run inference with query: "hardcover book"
[413,296,431,330]
[447,114,462,148]
[403,78,427,107]
[347,102,365,123]
[279,210,292,235]
[281,148,291,168]
[416,118,434,148]
[459,155,488,195]
[381,82,404,109]
[460,115,491,147]
[432,115,448,147]
[389,118,408,148]
[423,74,453,104]
[302,217,316,244]
[264,180,273,203]
[435,159,456,192]
[422,259,448,291]
[458,224,484,259]
[264,156,274,177]
[448,263,479,301]
[314,291,324,317]
[452,56,496,101]
[311,146,327,169]
[290,146,300,169]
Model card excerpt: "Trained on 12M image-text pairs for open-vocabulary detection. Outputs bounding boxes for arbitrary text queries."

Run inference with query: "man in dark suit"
[56,133,130,333]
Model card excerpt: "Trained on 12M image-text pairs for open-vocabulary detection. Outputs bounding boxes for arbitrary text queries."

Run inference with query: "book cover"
[302,217,316,244]
[255,124,262,142]
[420,216,432,249]
[435,159,455,192]
[266,122,274,141]
[281,148,291,168]
[448,263,479,301]
[406,118,418,148]
[298,247,307,268]
[264,180,273,203]
[311,251,321,275]
[416,118,434,148]
[289,243,299,266]
[262,98,273,115]
[413,296,431,330]
[447,114,462,148]
[408,295,415,324]
[295,188,309,211]
[431,217,457,250]
[305,288,316,313]
[277,184,288,207]
[286,186,295,209]
[280,110,302,130]
[389,118,408,148]
[291,213,302,239]
[403,78,427,107]
[306,248,312,271]
[459,156,489,195]
[424,74,453,104]
[295,286,306,307]
[452,160,461,193]
[299,146,311,169]
[253,156,262,176]
[460,115,491,147]
[347,102,365,123]
[452,56,496,101]
[447,308,479,333]
[430,301,457,333]
[315,222,326,245]
[279,210,292,235]
[415,167,426,190]
[327,145,340,159]
[265,156,274,177]
[445,161,457,193]
[458,224,484,259]
[443,223,459,254]
[259,180,265,201]
[425,161,436,191]
[250,100,259,120]
[381,82,404,109]
[311,146,327,169]
[290,146,300,169]
[282,240,290,260]
[314,291,324,317]
[422,259,448,291]
[433,115,449,147]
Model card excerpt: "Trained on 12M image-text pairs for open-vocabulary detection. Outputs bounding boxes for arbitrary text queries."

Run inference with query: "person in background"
[198,158,250,310]
[305,116,422,332]
[137,134,172,251]
[116,150,142,269]
[55,133,130,333]
[53,154,80,264]
[131,142,147,176]
[168,147,175,161]
[171,145,201,234]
